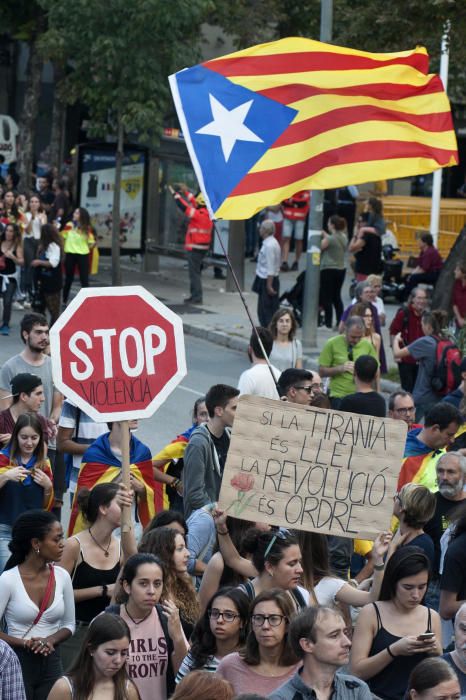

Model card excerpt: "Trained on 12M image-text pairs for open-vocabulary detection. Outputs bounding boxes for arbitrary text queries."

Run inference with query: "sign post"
[218,396,406,539]
[50,285,187,532]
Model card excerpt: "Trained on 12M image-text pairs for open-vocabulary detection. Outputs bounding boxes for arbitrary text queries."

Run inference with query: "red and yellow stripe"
[203,38,457,219]
[0,458,54,511]
[68,459,158,535]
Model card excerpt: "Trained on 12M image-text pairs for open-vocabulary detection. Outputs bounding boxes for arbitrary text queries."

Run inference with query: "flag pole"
[301,0,333,349]
[429,21,451,246]
[213,222,280,393]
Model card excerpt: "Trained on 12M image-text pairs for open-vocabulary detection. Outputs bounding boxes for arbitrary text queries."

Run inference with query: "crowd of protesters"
[0,186,465,700]
[0,172,95,335]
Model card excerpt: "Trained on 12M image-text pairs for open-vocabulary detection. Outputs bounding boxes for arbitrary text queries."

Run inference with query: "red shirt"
[453,279,466,319]
[389,305,425,365]
[418,246,442,273]
[0,409,49,444]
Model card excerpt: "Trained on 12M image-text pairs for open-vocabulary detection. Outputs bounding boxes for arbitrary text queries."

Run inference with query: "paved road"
[0,317,248,456]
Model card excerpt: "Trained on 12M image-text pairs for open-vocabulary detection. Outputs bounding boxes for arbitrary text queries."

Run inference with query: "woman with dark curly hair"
[216,589,299,695]
[138,526,199,638]
[176,586,249,682]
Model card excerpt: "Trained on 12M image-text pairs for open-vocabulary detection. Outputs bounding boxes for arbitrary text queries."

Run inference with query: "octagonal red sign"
[50,286,186,421]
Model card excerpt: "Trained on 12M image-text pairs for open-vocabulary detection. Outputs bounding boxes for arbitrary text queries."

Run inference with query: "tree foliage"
[213,0,466,98]
[39,0,212,144]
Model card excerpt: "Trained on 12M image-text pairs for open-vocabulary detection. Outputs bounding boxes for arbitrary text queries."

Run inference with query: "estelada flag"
[68,433,159,535]
[169,37,458,220]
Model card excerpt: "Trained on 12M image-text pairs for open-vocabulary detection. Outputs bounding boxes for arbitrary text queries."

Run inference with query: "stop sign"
[50,286,187,422]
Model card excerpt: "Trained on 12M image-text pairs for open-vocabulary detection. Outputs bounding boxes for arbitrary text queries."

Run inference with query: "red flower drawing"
[230,473,255,492]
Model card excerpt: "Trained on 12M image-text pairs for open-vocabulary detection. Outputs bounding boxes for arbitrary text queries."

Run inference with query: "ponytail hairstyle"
[251,530,299,574]
[328,214,347,232]
[77,482,120,525]
[421,309,448,338]
[119,552,166,604]
[5,510,59,569]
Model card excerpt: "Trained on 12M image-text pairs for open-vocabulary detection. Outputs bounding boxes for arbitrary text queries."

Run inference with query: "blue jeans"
[0,523,12,574]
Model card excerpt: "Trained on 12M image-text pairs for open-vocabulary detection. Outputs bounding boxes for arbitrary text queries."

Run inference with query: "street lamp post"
[301,0,333,348]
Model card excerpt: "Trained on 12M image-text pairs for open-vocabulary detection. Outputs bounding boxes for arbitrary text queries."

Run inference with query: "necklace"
[124,604,153,625]
[88,527,112,557]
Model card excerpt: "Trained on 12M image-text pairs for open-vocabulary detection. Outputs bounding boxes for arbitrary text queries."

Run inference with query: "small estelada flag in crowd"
[169,37,458,220]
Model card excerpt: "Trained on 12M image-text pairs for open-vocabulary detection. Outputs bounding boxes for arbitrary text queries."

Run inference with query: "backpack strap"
[156,604,175,696]
[290,587,306,611]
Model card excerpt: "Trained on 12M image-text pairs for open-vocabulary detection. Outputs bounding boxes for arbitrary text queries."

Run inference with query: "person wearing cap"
[169,185,213,304]
[442,357,466,409]
[0,373,50,447]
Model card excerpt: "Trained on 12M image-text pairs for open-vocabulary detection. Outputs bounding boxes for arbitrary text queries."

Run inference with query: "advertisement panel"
[78,146,147,252]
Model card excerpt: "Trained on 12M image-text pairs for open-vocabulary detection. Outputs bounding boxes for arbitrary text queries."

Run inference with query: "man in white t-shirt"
[253,219,281,327]
[238,327,281,400]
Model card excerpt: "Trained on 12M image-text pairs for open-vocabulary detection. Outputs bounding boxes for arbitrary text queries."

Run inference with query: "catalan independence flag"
[169,37,458,220]
[397,427,444,493]
[0,451,54,511]
[68,433,159,535]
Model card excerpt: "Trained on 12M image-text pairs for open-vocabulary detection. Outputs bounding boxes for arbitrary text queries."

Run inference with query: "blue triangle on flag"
[174,65,297,215]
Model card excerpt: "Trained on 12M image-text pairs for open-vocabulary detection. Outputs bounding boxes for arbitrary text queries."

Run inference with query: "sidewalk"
[93,254,401,394]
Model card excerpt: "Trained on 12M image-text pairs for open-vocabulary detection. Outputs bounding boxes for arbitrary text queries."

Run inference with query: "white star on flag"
[196,94,263,162]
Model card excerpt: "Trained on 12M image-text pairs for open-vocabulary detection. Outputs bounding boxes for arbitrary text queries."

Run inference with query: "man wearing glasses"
[277,369,324,406]
[388,390,421,430]
[318,317,378,409]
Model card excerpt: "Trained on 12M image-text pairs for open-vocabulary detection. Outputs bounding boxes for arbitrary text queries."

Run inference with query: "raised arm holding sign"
[218,395,406,540]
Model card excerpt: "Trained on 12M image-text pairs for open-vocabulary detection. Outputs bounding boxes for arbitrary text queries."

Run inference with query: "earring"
[269,571,273,578]
[35,548,40,554]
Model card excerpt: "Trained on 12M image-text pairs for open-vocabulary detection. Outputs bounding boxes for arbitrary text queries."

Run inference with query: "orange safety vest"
[177,193,213,250]
[282,191,310,221]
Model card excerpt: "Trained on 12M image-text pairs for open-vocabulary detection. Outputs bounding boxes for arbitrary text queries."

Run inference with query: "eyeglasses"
[394,406,415,415]
[347,347,354,361]
[251,614,287,627]
[294,385,313,394]
[208,609,240,623]
[311,383,324,392]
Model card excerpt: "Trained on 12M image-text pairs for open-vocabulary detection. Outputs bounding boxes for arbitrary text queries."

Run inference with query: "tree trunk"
[432,226,466,313]
[16,39,43,191]
[111,118,124,286]
[47,62,66,172]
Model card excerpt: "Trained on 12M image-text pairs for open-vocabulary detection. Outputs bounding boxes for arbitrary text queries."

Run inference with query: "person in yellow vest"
[62,207,96,305]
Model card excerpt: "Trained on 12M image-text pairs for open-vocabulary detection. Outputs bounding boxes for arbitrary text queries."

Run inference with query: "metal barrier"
[383,196,466,260]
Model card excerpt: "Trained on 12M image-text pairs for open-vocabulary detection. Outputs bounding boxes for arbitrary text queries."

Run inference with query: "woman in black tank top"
[59,483,130,670]
[351,547,442,700]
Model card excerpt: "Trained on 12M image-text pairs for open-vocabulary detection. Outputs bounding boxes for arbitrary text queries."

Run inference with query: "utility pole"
[429,22,451,246]
[301,0,333,348]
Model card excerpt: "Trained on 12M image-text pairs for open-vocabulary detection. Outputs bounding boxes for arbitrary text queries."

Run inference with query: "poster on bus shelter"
[79,147,147,252]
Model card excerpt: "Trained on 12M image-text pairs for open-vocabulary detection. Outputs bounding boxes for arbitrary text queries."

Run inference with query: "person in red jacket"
[389,287,428,392]
[170,186,213,304]
[280,191,310,272]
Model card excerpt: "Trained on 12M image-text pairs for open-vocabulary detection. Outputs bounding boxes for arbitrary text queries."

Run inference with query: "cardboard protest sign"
[218,396,407,539]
